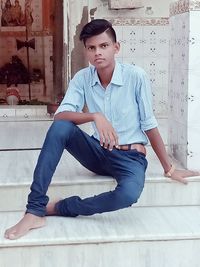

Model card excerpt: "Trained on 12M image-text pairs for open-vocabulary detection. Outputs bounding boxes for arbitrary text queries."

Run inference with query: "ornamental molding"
[0,31,52,37]
[105,17,169,26]
[170,0,200,17]
[108,0,143,9]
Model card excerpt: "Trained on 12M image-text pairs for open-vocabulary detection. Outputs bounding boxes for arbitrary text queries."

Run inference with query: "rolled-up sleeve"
[136,70,158,131]
[55,72,85,115]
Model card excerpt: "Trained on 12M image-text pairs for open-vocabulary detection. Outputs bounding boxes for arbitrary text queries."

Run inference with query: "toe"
[4,230,15,240]
[8,233,16,240]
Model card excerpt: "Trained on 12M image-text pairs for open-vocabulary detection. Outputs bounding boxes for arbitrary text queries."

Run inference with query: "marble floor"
[1,207,200,267]
[0,106,200,267]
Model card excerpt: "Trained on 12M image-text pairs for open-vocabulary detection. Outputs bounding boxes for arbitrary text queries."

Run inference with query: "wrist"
[93,112,103,121]
[164,164,175,177]
[92,112,98,121]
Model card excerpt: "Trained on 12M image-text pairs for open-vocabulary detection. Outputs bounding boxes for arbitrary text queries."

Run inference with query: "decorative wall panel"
[107,18,169,116]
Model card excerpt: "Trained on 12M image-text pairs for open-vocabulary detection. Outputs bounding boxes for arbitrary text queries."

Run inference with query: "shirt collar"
[91,61,123,87]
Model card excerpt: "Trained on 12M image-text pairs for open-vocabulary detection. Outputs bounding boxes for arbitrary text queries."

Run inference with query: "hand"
[169,169,200,185]
[93,112,119,150]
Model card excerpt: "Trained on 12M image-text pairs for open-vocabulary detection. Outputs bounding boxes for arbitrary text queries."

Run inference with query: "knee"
[47,120,75,140]
[121,192,139,207]
[117,183,143,207]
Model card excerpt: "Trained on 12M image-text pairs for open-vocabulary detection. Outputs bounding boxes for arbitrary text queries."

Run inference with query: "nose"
[95,47,101,55]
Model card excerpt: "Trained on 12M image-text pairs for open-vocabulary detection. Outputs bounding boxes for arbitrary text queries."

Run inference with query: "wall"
[67,0,89,77]
[168,0,200,170]
[68,0,172,117]
[110,19,169,116]
[89,0,172,18]
[63,0,70,88]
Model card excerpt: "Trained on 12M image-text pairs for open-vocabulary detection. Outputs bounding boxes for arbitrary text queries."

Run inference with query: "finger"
[108,136,115,151]
[99,132,104,147]
[108,129,119,150]
[176,169,200,178]
[103,133,110,149]
[113,133,119,148]
[182,170,200,178]
[111,131,119,148]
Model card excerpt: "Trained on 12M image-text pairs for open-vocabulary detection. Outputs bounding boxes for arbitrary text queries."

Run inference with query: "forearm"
[145,127,172,173]
[54,111,95,125]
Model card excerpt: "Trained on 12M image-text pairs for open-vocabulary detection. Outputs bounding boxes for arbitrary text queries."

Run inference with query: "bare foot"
[4,213,46,240]
[46,199,62,216]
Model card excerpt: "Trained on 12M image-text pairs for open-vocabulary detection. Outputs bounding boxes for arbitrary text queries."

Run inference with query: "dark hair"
[79,19,117,45]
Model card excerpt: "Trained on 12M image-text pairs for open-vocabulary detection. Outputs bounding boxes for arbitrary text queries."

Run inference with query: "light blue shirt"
[55,61,158,145]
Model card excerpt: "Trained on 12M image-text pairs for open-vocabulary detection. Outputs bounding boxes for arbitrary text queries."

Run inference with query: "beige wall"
[67,0,172,79]
[66,1,171,117]
[89,0,172,19]
[65,0,89,78]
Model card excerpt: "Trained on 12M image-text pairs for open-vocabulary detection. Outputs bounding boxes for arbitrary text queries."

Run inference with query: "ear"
[114,42,120,54]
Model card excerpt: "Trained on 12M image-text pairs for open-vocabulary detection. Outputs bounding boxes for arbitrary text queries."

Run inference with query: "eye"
[101,44,109,49]
[87,46,95,51]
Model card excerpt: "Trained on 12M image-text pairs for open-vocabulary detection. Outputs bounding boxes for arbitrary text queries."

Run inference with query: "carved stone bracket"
[108,0,143,10]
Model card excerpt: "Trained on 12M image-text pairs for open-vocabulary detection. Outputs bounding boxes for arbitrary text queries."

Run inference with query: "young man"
[5,19,199,240]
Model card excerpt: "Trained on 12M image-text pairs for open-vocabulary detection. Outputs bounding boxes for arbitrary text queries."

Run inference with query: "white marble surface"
[0,112,199,266]
[0,121,52,149]
[0,142,191,186]
[0,145,199,212]
[1,239,200,267]
[0,117,168,149]
[169,9,200,169]
[1,207,200,267]
[0,114,198,212]
[1,206,200,247]
[0,106,48,118]
[168,11,189,168]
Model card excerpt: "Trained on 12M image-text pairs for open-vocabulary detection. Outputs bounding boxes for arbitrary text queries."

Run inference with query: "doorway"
[0,0,65,105]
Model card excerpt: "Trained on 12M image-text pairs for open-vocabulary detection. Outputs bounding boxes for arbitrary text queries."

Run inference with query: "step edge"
[1,234,200,249]
[1,176,200,188]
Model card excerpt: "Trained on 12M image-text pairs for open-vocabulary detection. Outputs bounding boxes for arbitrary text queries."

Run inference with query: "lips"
[95,58,104,62]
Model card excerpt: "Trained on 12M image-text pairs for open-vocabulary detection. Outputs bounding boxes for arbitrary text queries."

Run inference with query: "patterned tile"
[187,126,200,170]
[187,70,200,126]
[169,4,200,169]
[113,19,169,116]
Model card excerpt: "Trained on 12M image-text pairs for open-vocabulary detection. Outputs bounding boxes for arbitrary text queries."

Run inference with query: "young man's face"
[84,31,120,70]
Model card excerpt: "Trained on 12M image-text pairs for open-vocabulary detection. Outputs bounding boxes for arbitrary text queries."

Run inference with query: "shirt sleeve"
[136,69,158,131]
[55,71,85,115]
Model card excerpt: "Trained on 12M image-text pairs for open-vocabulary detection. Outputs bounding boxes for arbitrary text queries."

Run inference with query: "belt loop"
[128,144,131,150]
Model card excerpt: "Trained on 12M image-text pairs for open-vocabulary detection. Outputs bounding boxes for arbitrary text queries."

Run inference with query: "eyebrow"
[86,42,111,48]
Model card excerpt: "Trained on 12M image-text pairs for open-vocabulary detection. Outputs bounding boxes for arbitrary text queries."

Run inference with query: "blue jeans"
[26,120,148,217]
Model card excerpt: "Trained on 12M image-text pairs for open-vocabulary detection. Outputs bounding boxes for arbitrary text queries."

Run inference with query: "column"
[168,0,200,170]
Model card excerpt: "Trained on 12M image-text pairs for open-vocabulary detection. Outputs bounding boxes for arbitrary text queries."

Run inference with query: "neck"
[97,62,115,88]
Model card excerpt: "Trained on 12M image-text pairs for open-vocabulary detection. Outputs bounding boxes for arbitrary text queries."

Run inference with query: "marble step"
[0,115,168,149]
[0,147,199,212]
[0,105,50,119]
[1,206,200,267]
